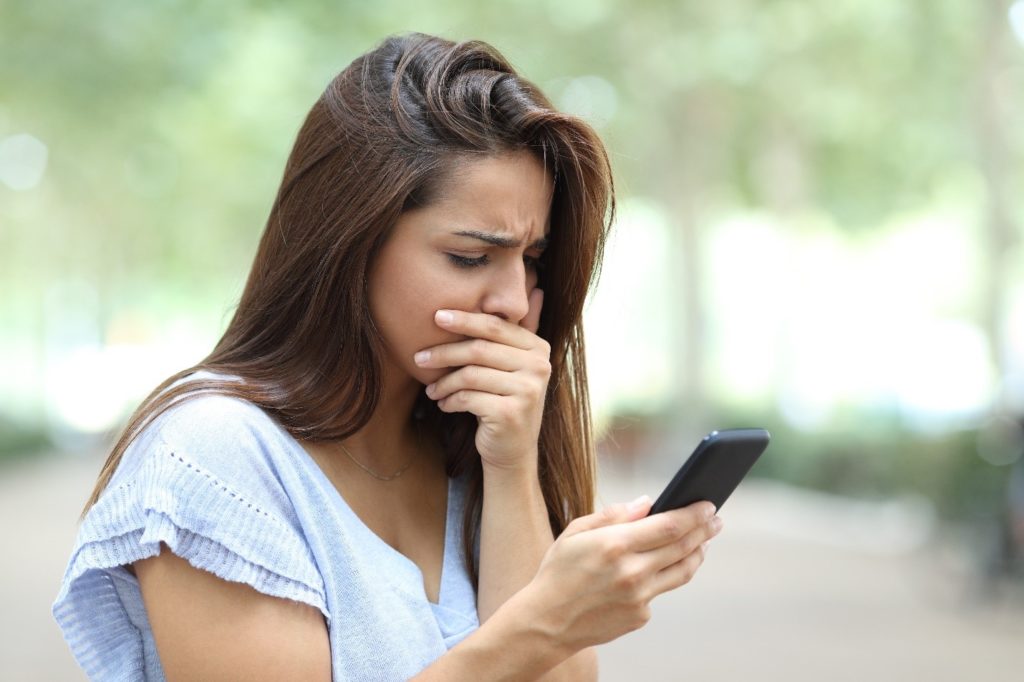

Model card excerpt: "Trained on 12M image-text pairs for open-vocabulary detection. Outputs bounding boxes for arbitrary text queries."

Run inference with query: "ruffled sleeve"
[51,395,328,680]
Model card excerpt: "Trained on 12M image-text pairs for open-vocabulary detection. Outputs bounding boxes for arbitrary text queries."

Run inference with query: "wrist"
[411,583,589,682]
[491,583,578,671]
[480,449,539,479]
[412,583,573,682]
[480,461,546,513]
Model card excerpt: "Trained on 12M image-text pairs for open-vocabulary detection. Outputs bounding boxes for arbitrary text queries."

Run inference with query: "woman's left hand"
[414,288,551,473]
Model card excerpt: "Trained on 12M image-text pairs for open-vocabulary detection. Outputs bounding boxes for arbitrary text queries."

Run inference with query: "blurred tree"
[2,0,1022,517]
[975,0,1020,402]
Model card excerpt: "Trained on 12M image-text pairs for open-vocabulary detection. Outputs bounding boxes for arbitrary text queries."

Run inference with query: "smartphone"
[648,428,770,516]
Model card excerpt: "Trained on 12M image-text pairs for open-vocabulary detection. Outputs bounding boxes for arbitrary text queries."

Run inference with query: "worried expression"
[366,150,554,388]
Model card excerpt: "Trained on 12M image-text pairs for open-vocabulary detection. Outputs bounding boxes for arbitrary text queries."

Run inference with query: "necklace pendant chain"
[338,442,414,481]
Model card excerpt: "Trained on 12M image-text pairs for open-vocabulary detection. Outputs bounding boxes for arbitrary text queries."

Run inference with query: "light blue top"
[52,371,480,681]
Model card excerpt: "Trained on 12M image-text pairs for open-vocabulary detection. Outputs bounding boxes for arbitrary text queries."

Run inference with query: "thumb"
[561,495,652,538]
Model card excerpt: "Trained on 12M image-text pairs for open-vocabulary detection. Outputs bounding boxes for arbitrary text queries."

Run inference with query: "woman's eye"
[446,253,545,271]
[447,253,489,268]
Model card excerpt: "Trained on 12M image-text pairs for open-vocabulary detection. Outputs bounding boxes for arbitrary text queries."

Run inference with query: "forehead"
[427,150,554,241]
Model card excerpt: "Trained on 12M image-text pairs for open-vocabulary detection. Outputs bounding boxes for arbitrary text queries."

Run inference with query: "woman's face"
[367,150,553,389]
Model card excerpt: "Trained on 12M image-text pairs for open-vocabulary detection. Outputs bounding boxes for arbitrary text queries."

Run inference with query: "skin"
[134,150,725,681]
[361,148,552,474]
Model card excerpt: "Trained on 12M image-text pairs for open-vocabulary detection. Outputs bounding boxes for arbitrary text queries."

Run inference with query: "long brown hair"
[81,32,615,583]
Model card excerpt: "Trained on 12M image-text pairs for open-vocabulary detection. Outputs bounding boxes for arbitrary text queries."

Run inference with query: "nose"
[480,259,533,324]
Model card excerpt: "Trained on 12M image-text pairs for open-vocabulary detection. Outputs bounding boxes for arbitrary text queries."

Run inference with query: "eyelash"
[446,254,545,271]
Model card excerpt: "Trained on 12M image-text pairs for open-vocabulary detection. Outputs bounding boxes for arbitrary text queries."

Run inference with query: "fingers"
[415,338,524,373]
[432,388,505,416]
[416,314,552,408]
[561,496,653,538]
[545,500,723,640]
[624,502,718,553]
[425,364,520,402]
[431,308,548,352]
[647,543,710,597]
[638,514,723,574]
[628,515,722,603]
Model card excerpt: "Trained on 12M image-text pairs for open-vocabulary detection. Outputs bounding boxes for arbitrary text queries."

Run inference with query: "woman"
[53,32,724,680]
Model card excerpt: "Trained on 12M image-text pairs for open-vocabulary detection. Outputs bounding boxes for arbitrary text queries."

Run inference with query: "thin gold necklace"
[336,440,415,482]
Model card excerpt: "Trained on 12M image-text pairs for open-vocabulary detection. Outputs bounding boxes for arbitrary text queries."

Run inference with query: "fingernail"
[711,516,724,532]
[704,503,717,520]
[436,310,454,325]
[628,495,651,513]
[414,351,431,365]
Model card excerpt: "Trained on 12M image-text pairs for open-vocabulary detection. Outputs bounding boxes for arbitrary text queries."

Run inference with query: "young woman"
[53,32,724,681]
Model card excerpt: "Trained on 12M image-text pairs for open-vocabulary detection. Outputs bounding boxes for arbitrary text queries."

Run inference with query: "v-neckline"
[286,436,454,607]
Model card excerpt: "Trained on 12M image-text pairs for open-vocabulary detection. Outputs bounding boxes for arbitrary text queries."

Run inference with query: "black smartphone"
[648,428,770,515]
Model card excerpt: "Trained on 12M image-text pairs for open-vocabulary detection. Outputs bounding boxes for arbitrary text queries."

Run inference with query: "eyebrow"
[451,230,549,251]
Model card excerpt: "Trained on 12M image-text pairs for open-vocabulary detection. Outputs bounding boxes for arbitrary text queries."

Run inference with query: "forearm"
[476,459,598,681]
[477,460,551,620]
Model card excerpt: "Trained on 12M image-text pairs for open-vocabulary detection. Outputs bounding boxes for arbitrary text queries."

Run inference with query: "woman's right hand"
[519,496,723,653]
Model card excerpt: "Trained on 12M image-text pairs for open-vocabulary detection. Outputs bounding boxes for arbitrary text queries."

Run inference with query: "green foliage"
[2,0,1022,521]
[0,414,49,461]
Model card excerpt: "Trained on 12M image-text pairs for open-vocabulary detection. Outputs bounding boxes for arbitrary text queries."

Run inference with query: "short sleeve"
[51,394,328,680]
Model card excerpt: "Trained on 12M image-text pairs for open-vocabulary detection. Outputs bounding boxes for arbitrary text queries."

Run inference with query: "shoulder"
[144,373,284,453]
[91,372,327,609]
[99,374,316,571]
[112,372,294,494]
[54,377,332,679]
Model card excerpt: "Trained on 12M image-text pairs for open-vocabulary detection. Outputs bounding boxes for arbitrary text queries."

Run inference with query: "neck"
[339,362,430,473]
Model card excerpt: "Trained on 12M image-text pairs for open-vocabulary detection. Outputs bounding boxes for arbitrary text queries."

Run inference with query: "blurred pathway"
[1,451,97,681]
[2,451,1022,681]
[596,472,1024,681]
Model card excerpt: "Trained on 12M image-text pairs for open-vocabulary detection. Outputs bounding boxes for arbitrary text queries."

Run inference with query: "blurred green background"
[3,0,1024,679]
[5,0,1023,528]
